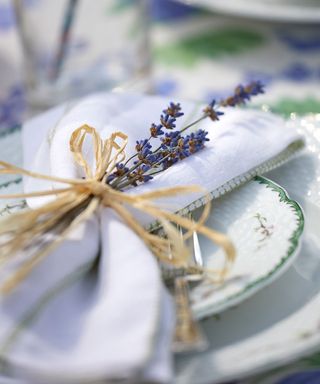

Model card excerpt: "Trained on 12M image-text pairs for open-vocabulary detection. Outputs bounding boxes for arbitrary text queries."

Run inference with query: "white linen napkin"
[0,92,303,383]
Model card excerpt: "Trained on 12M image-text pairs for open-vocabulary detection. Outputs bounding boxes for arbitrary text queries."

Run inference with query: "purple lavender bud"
[160,114,177,130]
[163,102,184,118]
[135,139,148,152]
[246,80,265,96]
[203,100,224,121]
[161,131,181,147]
[131,164,153,184]
[150,123,164,138]
[106,163,129,184]
[221,81,265,107]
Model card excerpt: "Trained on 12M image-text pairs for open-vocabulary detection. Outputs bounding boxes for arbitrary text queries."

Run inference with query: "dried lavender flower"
[109,81,265,190]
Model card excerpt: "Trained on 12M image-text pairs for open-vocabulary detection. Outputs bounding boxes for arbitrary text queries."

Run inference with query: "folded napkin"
[0,92,303,383]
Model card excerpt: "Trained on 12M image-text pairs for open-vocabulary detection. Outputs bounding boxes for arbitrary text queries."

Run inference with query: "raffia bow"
[0,125,235,294]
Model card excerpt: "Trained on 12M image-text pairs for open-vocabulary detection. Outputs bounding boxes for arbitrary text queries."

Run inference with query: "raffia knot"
[86,181,112,203]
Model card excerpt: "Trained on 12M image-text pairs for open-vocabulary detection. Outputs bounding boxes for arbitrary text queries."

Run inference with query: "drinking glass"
[13,0,151,109]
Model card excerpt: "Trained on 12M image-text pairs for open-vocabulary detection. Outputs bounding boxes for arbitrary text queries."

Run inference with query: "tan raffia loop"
[69,125,128,181]
[0,124,236,294]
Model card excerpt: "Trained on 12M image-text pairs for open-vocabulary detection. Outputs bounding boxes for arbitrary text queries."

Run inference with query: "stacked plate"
[175,113,320,383]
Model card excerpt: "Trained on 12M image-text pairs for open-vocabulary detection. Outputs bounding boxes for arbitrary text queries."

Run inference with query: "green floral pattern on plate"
[190,176,304,319]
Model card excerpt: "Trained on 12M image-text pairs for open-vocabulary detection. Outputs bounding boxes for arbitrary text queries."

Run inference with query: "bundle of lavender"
[107,81,264,190]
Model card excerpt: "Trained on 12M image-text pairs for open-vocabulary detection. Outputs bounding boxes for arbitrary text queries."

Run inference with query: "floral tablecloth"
[0,0,320,383]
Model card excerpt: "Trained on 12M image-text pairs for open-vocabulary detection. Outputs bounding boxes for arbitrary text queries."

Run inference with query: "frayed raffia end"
[0,125,235,294]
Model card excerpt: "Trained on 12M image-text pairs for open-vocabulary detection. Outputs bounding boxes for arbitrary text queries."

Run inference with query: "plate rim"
[194,175,305,319]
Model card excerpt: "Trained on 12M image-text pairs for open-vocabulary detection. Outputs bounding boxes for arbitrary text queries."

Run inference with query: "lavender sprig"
[109,81,264,190]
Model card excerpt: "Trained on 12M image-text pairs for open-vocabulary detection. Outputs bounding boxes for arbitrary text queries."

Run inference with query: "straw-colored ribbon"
[0,125,235,294]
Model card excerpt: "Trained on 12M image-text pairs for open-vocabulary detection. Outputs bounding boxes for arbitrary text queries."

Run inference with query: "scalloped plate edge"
[194,176,304,319]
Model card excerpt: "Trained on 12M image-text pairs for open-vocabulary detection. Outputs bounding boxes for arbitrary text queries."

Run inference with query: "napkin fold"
[0,92,303,383]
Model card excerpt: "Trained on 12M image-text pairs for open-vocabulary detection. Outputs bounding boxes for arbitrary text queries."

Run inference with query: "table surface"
[0,1,320,383]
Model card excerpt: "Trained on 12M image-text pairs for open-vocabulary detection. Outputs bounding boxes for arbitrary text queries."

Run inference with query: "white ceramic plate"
[190,175,304,320]
[175,114,320,384]
[178,0,320,23]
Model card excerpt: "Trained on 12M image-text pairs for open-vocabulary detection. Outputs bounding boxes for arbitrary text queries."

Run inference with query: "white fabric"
[0,92,302,383]
[23,93,303,217]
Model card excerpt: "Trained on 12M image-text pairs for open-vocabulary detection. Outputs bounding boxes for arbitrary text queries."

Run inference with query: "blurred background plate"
[178,0,320,23]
